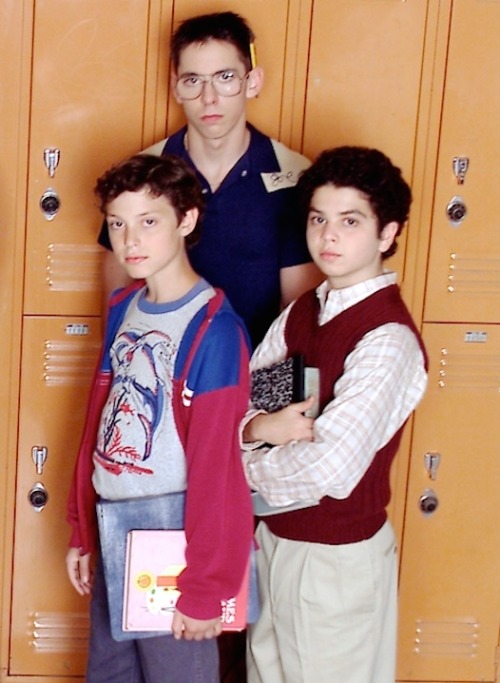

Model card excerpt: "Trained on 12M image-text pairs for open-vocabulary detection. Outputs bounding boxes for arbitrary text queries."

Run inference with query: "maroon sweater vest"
[263,284,427,545]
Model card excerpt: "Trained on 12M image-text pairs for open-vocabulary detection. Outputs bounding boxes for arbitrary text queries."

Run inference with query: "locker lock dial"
[446,196,467,227]
[40,188,61,221]
[28,482,48,511]
[419,489,439,516]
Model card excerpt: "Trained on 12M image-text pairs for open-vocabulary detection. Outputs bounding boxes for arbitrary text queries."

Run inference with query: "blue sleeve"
[186,310,249,393]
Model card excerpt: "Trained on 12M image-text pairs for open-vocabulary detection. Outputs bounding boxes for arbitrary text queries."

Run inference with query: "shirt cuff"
[239,409,267,450]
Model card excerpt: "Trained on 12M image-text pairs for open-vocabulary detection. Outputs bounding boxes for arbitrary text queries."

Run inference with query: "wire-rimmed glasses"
[175,69,250,101]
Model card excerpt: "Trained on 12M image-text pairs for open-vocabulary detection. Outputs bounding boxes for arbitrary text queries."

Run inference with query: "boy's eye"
[181,75,201,88]
[309,214,325,226]
[215,70,236,83]
[344,217,358,227]
[144,218,156,227]
[108,219,123,230]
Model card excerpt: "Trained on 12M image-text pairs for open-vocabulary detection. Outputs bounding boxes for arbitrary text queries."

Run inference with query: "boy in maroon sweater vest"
[241,147,428,683]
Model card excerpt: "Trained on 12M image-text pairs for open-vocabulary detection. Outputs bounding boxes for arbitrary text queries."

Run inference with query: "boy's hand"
[244,396,315,445]
[172,609,222,640]
[65,547,92,596]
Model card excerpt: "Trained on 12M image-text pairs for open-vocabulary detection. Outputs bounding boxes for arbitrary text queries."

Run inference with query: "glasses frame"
[175,70,250,101]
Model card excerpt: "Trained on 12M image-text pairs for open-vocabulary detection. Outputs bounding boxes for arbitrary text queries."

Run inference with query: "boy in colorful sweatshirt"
[66,154,253,683]
[241,146,428,683]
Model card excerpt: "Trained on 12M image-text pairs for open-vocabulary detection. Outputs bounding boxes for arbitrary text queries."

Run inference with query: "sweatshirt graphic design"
[95,327,175,476]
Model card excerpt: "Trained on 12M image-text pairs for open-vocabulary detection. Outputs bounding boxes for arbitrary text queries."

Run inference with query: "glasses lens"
[176,76,202,100]
[176,71,246,100]
[212,71,242,97]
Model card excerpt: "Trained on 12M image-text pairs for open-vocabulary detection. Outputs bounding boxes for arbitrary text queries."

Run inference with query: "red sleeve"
[175,323,253,620]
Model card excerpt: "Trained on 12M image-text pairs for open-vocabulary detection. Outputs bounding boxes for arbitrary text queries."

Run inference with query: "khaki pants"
[247,520,397,683]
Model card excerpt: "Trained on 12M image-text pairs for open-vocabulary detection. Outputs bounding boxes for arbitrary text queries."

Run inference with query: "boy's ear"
[379,221,399,254]
[245,66,264,100]
[178,208,199,237]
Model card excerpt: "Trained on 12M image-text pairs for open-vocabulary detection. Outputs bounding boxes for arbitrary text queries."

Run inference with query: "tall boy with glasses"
[99,11,320,349]
[97,12,320,681]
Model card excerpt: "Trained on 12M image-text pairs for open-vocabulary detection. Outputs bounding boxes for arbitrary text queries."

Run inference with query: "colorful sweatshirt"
[67,280,253,619]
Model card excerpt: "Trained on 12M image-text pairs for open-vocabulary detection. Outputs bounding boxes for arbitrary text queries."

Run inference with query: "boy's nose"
[200,80,218,104]
[124,227,138,247]
[321,224,338,242]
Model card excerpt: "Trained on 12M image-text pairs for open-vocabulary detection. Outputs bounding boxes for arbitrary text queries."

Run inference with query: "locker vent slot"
[44,340,101,386]
[447,253,500,295]
[46,243,103,292]
[30,612,89,652]
[413,618,479,658]
[437,348,500,391]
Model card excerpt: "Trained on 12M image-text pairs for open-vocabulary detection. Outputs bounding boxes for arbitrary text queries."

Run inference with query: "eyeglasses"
[175,69,250,101]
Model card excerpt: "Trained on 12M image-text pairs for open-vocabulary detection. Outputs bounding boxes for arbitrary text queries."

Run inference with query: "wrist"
[243,413,264,443]
[240,409,267,449]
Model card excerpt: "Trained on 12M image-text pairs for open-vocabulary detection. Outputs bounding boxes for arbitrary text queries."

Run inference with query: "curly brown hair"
[297,146,412,260]
[94,154,204,247]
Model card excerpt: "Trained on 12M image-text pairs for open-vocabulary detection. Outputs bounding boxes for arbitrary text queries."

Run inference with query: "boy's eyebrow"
[339,209,370,218]
[177,67,236,78]
[308,205,324,214]
[308,206,370,218]
[107,210,160,218]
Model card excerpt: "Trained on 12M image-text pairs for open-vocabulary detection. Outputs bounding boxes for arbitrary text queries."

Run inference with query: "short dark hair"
[171,12,255,72]
[94,154,204,247]
[297,146,412,259]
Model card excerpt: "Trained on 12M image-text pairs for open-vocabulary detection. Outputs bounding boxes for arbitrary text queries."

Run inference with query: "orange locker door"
[23,0,161,317]
[423,0,500,323]
[301,0,430,284]
[10,317,101,676]
[397,323,500,681]
[0,0,30,614]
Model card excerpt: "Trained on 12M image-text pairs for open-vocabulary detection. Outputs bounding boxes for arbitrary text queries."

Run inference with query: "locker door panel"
[302,0,428,278]
[0,0,30,655]
[424,0,500,323]
[24,0,152,317]
[167,0,294,141]
[10,317,101,676]
[397,323,500,681]
[302,0,427,164]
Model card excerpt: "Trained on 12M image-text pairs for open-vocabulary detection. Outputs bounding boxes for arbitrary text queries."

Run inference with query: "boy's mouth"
[320,251,341,260]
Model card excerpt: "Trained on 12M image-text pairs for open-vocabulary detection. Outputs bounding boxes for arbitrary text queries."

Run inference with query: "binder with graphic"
[123,529,250,633]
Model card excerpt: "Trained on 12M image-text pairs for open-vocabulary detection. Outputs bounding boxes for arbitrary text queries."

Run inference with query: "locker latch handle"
[452,156,469,185]
[43,147,60,178]
[32,445,48,475]
[424,451,441,481]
